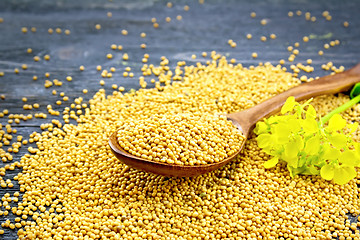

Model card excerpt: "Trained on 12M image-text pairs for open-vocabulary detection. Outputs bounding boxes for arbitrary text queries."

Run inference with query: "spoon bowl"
[109,63,360,177]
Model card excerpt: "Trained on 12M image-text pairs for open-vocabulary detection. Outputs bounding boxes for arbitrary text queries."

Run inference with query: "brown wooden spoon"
[109,63,360,177]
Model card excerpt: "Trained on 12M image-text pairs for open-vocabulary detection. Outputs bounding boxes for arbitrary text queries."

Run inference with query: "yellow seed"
[140,43,147,49]
[165,17,171,23]
[44,55,50,61]
[151,17,157,23]
[153,22,159,28]
[260,19,267,25]
[270,33,276,39]
[140,32,146,38]
[252,52,258,58]
[176,15,182,21]
[55,28,61,34]
[99,80,105,86]
[33,56,40,62]
[288,11,293,17]
[107,12,112,18]
[250,12,256,18]
[27,48,32,54]
[48,28,54,34]
[21,64,28,70]
[318,50,324,56]
[246,33,252,39]
[343,21,349,27]
[294,42,300,47]
[64,29,71,35]
[121,29,128,35]
[79,65,85,71]
[260,36,267,42]
[95,24,101,30]
[21,27,28,33]
[184,5,190,11]
[324,43,330,49]
[123,53,129,61]
[66,76,72,81]
[303,36,309,42]
[107,53,113,59]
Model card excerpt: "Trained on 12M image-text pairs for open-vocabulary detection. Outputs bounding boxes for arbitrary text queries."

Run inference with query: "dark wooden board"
[0,0,359,238]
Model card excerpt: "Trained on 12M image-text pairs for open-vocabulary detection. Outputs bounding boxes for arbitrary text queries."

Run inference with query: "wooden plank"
[0,0,360,238]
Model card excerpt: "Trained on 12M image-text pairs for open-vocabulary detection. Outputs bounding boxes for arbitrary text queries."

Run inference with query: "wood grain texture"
[0,0,360,238]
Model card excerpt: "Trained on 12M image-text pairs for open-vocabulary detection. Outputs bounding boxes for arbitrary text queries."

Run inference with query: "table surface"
[0,0,359,238]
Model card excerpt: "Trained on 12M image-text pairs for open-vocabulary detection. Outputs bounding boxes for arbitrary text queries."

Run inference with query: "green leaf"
[339,150,359,166]
[306,105,317,120]
[333,166,357,185]
[327,114,346,132]
[281,96,296,114]
[302,118,319,133]
[328,133,347,149]
[350,82,360,99]
[320,164,334,180]
[264,156,279,169]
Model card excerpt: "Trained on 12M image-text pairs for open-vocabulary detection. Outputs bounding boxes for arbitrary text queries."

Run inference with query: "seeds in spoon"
[116,113,245,165]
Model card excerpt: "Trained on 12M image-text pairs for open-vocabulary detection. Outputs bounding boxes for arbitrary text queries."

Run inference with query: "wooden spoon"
[109,63,360,177]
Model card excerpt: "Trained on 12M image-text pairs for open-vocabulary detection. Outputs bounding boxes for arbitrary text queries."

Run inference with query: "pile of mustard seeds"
[116,113,245,165]
[9,58,360,239]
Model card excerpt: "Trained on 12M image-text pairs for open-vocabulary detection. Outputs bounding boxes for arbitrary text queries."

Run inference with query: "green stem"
[320,94,360,124]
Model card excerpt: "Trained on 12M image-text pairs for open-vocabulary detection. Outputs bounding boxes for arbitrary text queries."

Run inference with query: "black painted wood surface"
[0,0,359,238]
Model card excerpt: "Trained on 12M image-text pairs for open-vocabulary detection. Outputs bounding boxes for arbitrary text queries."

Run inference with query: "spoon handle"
[229,63,360,134]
